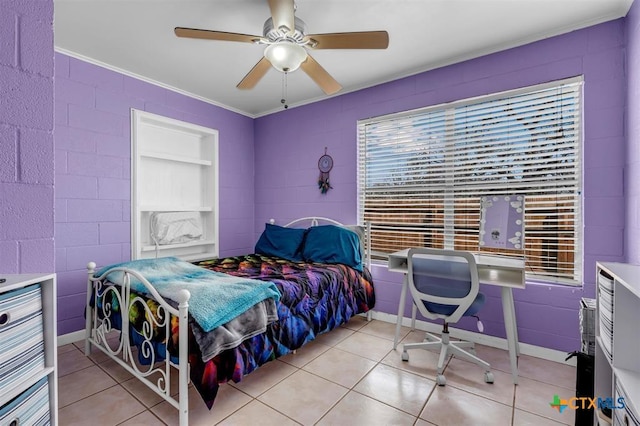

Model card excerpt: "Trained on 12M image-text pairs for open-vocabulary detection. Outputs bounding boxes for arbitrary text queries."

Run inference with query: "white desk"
[387,248,525,384]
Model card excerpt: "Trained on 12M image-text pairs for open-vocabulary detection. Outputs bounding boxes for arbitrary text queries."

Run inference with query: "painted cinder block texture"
[0,0,55,274]
[254,19,628,352]
[54,53,256,334]
[12,0,637,352]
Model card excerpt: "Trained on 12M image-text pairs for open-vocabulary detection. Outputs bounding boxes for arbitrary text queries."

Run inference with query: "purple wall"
[47,12,634,349]
[0,1,55,274]
[254,20,628,352]
[626,1,640,263]
[54,54,256,334]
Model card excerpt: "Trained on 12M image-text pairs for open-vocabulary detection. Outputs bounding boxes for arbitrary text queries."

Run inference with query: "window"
[357,77,583,284]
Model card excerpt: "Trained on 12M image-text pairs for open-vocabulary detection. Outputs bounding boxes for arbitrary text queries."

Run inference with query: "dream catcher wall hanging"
[317,147,333,194]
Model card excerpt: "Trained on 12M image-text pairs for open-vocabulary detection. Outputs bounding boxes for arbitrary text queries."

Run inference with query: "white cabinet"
[0,274,57,425]
[595,262,640,425]
[131,110,219,261]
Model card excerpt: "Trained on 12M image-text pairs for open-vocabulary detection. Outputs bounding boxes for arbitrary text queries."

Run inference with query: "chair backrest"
[407,248,480,324]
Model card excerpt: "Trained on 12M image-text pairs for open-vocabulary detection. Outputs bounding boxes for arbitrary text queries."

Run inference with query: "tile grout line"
[66,343,167,424]
[58,320,576,424]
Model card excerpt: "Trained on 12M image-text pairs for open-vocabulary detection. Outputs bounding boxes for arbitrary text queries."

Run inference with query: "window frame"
[357,76,584,286]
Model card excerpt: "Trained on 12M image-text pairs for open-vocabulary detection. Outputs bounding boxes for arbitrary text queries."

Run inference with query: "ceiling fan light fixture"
[176,2,387,95]
[264,41,307,72]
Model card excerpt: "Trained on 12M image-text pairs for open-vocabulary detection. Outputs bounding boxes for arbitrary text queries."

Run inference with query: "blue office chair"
[401,248,494,386]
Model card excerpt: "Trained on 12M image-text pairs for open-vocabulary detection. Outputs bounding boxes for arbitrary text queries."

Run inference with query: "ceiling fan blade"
[306,31,389,49]
[175,27,261,44]
[268,0,295,34]
[237,57,272,90]
[300,54,342,95]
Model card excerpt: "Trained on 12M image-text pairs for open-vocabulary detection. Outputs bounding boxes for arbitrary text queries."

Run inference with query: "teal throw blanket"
[97,257,280,332]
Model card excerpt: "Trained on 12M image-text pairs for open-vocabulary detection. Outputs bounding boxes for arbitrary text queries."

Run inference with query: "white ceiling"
[54,0,633,117]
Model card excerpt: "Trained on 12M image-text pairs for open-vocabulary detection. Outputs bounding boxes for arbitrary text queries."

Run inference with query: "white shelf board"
[598,262,640,298]
[0,273,56,292]
[182,253,218,262]
[141,239,216,252]
[139,206,213,212]
[140,151,212,166]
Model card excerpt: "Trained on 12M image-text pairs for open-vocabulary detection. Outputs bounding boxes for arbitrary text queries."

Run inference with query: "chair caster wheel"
[484,371,494,384]
[401,351,409,362]
[436,374,446,386]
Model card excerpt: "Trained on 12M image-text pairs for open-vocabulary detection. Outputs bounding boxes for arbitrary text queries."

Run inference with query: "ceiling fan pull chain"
[281,71,289,109]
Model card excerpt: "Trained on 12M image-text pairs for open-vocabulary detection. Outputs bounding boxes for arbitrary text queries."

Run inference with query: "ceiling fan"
[174,0,389,95]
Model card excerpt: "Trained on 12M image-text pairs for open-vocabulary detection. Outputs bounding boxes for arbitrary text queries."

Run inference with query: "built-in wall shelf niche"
[131,110,219,261]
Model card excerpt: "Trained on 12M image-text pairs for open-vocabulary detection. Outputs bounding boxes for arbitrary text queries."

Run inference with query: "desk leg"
[411,304,417,331]
[501,286,519,384]
[393,274,408,350]
[507,289,520,357]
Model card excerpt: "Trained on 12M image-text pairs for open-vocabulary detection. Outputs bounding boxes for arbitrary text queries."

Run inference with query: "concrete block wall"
[54,54,256,335]
[254,20,628,352]
[0,0,55,274]
[4,2,633,350]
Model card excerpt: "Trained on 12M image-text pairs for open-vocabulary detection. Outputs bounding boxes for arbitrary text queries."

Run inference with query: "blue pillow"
[255,223,306,261]
[302,225,363,272]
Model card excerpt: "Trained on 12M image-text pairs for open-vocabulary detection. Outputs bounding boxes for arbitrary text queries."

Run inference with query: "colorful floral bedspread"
[189,254,375,407]
[105,254,375,409]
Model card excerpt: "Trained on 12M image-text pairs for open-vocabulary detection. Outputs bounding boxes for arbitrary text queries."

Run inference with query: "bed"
[83,217,375,426]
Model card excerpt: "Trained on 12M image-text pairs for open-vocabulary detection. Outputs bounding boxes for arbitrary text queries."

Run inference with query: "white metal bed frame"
[84,217,371,426]
[277,216,372,270]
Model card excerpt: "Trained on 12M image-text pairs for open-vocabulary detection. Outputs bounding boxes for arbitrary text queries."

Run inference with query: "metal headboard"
[269,217,371,269]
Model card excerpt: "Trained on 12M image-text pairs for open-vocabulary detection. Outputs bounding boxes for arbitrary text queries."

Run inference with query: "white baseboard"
[57,330,85,346]
[56,312,576,367]
[370,311,576,367]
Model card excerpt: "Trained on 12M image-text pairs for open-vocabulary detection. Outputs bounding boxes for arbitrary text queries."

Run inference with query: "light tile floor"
[57,318,577,425]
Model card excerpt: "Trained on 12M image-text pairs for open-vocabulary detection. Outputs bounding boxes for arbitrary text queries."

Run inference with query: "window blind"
[357,77,583,284]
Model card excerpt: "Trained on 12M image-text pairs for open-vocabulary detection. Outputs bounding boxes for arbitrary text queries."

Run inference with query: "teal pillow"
[255,223,306,261]
[302,225,363,272]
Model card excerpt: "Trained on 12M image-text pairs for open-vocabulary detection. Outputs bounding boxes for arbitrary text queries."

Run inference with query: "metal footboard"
[84,262,190,426]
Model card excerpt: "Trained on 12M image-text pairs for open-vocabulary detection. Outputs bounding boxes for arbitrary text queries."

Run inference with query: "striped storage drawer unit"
[598,271,614,362]
[0,284,45,391]
[0,377,50,425]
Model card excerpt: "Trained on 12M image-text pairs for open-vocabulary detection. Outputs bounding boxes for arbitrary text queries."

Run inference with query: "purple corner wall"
[626,1,640,263]
[45,8,636,349]
[54,55,256,334]
[0,1,55,274]
[254,20,628,352]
